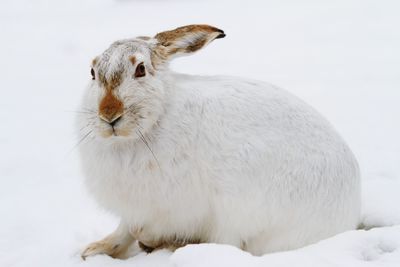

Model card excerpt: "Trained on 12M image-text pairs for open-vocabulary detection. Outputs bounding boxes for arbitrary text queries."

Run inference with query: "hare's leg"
[138,237,201,253]
[81,221,134,260]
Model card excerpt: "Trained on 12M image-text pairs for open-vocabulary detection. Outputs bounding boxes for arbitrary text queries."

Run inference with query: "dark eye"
[91,68,95,80]
[135,62,146,78]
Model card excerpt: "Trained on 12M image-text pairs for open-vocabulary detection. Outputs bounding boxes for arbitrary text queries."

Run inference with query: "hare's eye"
[90,68,95,80]
[135,63,146,78]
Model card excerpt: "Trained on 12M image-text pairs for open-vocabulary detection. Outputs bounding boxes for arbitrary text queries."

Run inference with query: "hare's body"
[78,25,360,259]
[80,73,360,256]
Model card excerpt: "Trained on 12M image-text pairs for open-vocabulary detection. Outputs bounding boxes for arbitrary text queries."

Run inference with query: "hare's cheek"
[114,128,131,137]
[99,129,113,138]
[93,120,111,136]
[97,125,113,138]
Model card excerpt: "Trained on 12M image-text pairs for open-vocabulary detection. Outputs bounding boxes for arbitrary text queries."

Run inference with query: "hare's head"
[80,25,224,141]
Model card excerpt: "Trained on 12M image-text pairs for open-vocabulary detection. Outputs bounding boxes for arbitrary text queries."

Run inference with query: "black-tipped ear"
[216,32,226,39]
[153,24,225,59]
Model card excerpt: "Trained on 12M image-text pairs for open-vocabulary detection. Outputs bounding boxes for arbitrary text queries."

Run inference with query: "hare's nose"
[100,114,122,127]
[99,91,124,126]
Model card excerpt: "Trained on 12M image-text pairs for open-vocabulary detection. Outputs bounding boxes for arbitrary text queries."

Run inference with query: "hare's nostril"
[99,114,122,127]
[110,115,122,127]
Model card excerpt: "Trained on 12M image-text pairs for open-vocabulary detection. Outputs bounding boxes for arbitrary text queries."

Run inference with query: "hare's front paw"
[81,222,135,260]
[81,238,134,260]
[81,238,124,260]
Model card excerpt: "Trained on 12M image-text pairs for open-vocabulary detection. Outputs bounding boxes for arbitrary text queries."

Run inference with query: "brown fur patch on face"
[129,56,136,65]
[91,57,98,67]
[99,90,124,122]
[97,69,123,91]
[109,70,123,90]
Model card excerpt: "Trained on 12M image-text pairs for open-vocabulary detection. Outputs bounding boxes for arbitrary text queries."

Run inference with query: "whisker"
[66,130,93,155]
[79,121,95,132]
[82,107,97,113]
[136,129,163,177]
[63,107,96,114]
[122,99,146,117]
[63,110,95,115]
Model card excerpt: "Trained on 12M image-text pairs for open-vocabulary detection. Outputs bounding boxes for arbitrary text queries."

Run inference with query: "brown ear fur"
[155,24,225,49]
[152,24,225,67]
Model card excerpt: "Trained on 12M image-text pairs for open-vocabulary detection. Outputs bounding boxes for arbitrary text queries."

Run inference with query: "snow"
[1,0,399,266]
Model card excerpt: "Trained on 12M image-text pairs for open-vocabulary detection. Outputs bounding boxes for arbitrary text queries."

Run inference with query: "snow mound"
[172,226,400,267]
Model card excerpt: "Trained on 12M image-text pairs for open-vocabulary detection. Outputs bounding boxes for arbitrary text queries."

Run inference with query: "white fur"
[78,36,361,256]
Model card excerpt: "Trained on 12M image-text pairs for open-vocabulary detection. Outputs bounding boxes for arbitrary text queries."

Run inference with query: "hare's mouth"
[100,127,131,138]
[98,121,131,138]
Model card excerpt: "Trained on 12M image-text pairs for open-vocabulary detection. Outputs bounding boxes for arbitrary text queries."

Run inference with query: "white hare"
[78,25,360,259]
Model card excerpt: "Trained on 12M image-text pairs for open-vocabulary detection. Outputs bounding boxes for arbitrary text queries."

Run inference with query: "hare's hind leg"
[138,237,201,254]
[81,221,135,260]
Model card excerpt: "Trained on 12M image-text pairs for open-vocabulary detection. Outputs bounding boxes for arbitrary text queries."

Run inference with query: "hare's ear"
[152,24,225,64]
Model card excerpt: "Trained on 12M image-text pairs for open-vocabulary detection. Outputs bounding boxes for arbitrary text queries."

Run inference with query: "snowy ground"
[1,0,400,266]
